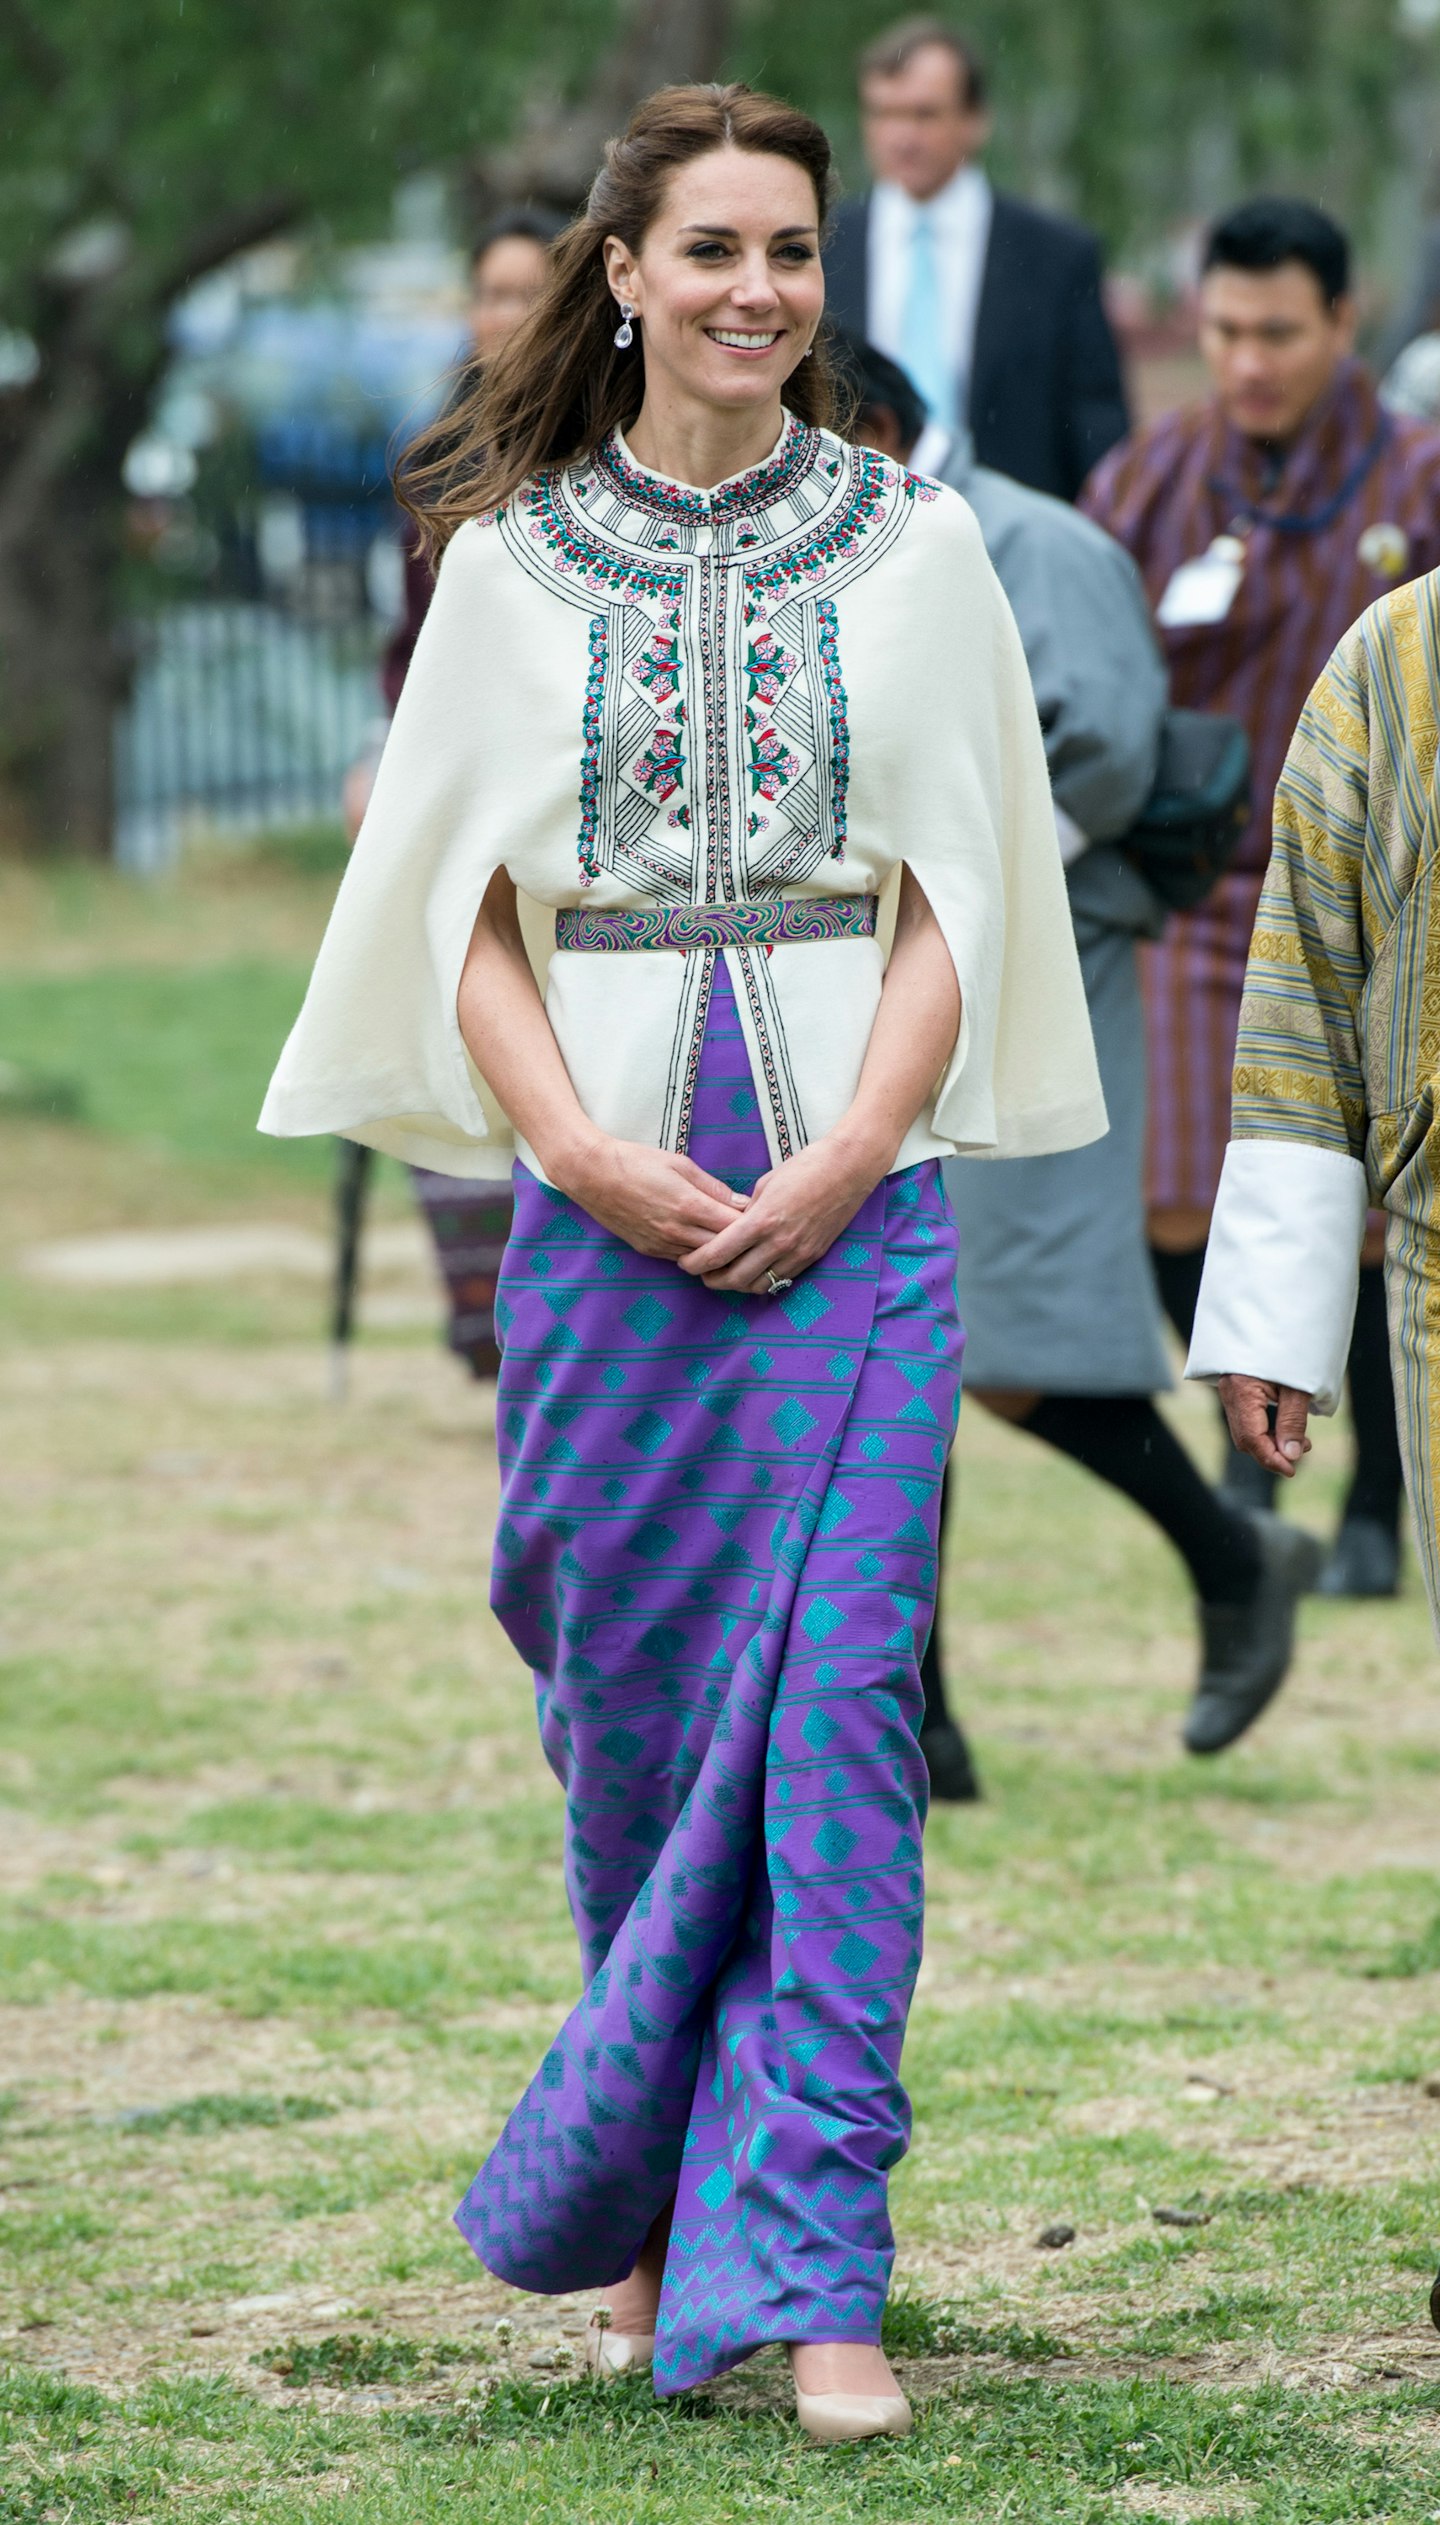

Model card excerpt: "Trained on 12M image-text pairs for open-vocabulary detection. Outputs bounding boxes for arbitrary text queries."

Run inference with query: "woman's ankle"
[788,2339,898,2396]
[598,2279,660,2335]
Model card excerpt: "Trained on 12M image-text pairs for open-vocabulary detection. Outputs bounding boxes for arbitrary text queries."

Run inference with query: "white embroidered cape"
[260,418,1105,1178]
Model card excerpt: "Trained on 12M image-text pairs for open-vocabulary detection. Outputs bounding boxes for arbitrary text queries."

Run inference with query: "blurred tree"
[737,0,1434,252]
[3,0,1434,854]
[0,0,727,856]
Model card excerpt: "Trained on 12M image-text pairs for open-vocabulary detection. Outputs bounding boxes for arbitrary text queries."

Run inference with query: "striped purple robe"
[1082,361,1440,1213]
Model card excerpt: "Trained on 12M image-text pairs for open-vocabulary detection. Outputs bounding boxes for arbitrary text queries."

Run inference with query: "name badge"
[1156,534,1246,629]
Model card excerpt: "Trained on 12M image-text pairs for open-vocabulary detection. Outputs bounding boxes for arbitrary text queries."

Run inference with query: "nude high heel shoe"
[788,2346,911,2442]
[585,2310,655,2377]
[793,2384,912,2443]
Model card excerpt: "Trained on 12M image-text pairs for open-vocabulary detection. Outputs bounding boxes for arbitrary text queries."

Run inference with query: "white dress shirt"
[867,166,993,421]
[908,418,956,478]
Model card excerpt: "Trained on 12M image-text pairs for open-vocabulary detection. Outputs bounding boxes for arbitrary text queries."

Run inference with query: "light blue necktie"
[900,207,955,429]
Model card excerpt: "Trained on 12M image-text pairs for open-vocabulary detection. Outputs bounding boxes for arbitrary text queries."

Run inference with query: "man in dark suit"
[824,15,1129,500]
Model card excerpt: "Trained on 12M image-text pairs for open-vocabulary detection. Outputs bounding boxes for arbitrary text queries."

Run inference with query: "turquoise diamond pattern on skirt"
[624,1293,674,1343]
[622,1407,673,1455]
[455,959,964,2397]
[780,1281,833,1333]
[800,1595,845,1645]
[770,1395,819,1446]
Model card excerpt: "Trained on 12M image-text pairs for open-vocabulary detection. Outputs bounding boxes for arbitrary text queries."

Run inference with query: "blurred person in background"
[1380,324,1440,429]
[846,336,1318,1765]
[344,206,564,1379]
[376,206,566,713]
[824,15,1128,499]
[1083,197,1440,1597]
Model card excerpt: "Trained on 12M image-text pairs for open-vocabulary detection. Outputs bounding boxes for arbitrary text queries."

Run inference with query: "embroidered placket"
[501,429,919,1163]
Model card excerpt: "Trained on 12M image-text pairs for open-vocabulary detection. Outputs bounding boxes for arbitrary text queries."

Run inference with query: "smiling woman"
[393,85,847,547]
[260,79,1103,2448]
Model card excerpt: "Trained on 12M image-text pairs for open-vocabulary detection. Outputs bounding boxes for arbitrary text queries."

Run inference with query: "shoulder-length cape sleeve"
[258,517,521,1174]
[876,490,1107,1158]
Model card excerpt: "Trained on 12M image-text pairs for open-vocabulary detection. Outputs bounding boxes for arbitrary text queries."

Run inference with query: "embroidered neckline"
[511,439,918,644]
[591,414,818,521]
[742,446,894,592]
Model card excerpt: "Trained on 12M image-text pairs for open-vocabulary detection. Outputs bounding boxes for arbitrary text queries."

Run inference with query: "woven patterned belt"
[554,896,878,953]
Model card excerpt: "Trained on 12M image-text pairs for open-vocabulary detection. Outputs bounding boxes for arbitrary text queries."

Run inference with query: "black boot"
[1316,1516,1401,1598]
[1185,1513,1324,1754]
[919,1712,983,1802]
[919,1466,982,1803]
[1318,1264,1404,1597]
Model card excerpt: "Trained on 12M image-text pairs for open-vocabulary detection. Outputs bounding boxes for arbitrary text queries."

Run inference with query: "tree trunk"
[471,0,734,212]
[0,193,298,859]
[0,484,129,857]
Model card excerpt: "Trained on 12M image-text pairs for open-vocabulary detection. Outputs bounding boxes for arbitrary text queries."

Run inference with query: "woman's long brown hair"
[394,83,844,561]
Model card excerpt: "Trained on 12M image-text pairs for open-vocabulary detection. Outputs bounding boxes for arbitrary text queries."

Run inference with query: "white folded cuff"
[1185,1138,1369,1416]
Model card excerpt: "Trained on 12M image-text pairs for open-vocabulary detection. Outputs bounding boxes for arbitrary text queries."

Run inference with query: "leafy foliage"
[736,0,1437,253]
[0,0,618,356]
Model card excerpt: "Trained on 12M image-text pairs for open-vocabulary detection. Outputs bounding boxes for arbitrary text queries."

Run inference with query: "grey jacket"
[934,434,1167,936]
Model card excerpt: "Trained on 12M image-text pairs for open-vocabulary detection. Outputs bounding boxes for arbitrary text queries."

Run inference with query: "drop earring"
[613,302,635,350]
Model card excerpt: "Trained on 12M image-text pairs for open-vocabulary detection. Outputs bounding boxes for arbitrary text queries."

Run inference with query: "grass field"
[3,854,1440,2523]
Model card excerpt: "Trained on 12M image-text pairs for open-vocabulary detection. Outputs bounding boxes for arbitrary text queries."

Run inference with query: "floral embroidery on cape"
[509,421,924,1142]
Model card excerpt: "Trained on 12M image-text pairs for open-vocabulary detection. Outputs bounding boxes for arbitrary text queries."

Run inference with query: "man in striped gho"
[1187,571,1440,1638]
[1084,198,1440,1598]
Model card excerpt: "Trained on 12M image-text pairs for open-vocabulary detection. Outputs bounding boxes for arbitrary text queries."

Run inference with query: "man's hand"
[1217,1374,1313,1479]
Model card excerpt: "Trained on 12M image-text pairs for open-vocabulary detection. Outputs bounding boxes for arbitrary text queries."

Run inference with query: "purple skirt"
[455,961,963,2394]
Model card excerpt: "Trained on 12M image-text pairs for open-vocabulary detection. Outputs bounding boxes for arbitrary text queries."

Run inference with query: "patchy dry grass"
[3,857,1440,2519]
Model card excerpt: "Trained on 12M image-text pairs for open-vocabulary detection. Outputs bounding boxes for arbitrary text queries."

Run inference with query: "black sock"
[1150,1243,1207,1347]
[919,1464,955,1730]
[1343,1263,1405,1533]
[1022,1393,1263,1607]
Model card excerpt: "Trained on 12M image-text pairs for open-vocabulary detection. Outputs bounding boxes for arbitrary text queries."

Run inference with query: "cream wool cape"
[259,420,1105,1177]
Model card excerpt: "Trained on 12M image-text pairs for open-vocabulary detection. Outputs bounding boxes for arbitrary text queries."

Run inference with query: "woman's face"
[604,147,824,418]
[469,234,551,361]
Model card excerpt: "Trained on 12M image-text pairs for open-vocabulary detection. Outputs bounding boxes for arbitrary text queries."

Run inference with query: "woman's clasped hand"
[555,1134,748,1261]
[553,1126,887,1296]
[679,1133,888,1293]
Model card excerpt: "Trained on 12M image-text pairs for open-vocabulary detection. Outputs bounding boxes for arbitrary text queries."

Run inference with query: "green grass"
[256,2334,474,2386]
[4,855,1440,2519]
[0,1902,572,2016]
[0,959,322,1180]
[4,2362,1440,2524]
[1379,1907,1440,1977]
[112,2093,338,2138]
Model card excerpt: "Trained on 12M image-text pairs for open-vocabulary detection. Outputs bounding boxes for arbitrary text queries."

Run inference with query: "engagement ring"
[764,1270,794,1295]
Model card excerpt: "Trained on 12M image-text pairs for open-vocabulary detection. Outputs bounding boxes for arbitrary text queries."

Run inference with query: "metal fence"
[114,597,388,872]
[113,428,405,872]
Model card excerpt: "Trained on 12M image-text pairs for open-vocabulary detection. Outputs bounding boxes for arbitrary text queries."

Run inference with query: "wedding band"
[764,1270,793,1295]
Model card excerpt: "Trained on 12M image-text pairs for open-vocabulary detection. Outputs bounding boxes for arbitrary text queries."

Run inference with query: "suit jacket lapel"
[968,193,1019,424]
[823,194,871,339]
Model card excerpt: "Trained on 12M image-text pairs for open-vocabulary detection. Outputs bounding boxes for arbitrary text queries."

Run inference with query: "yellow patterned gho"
[1225,569,1440,1612]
